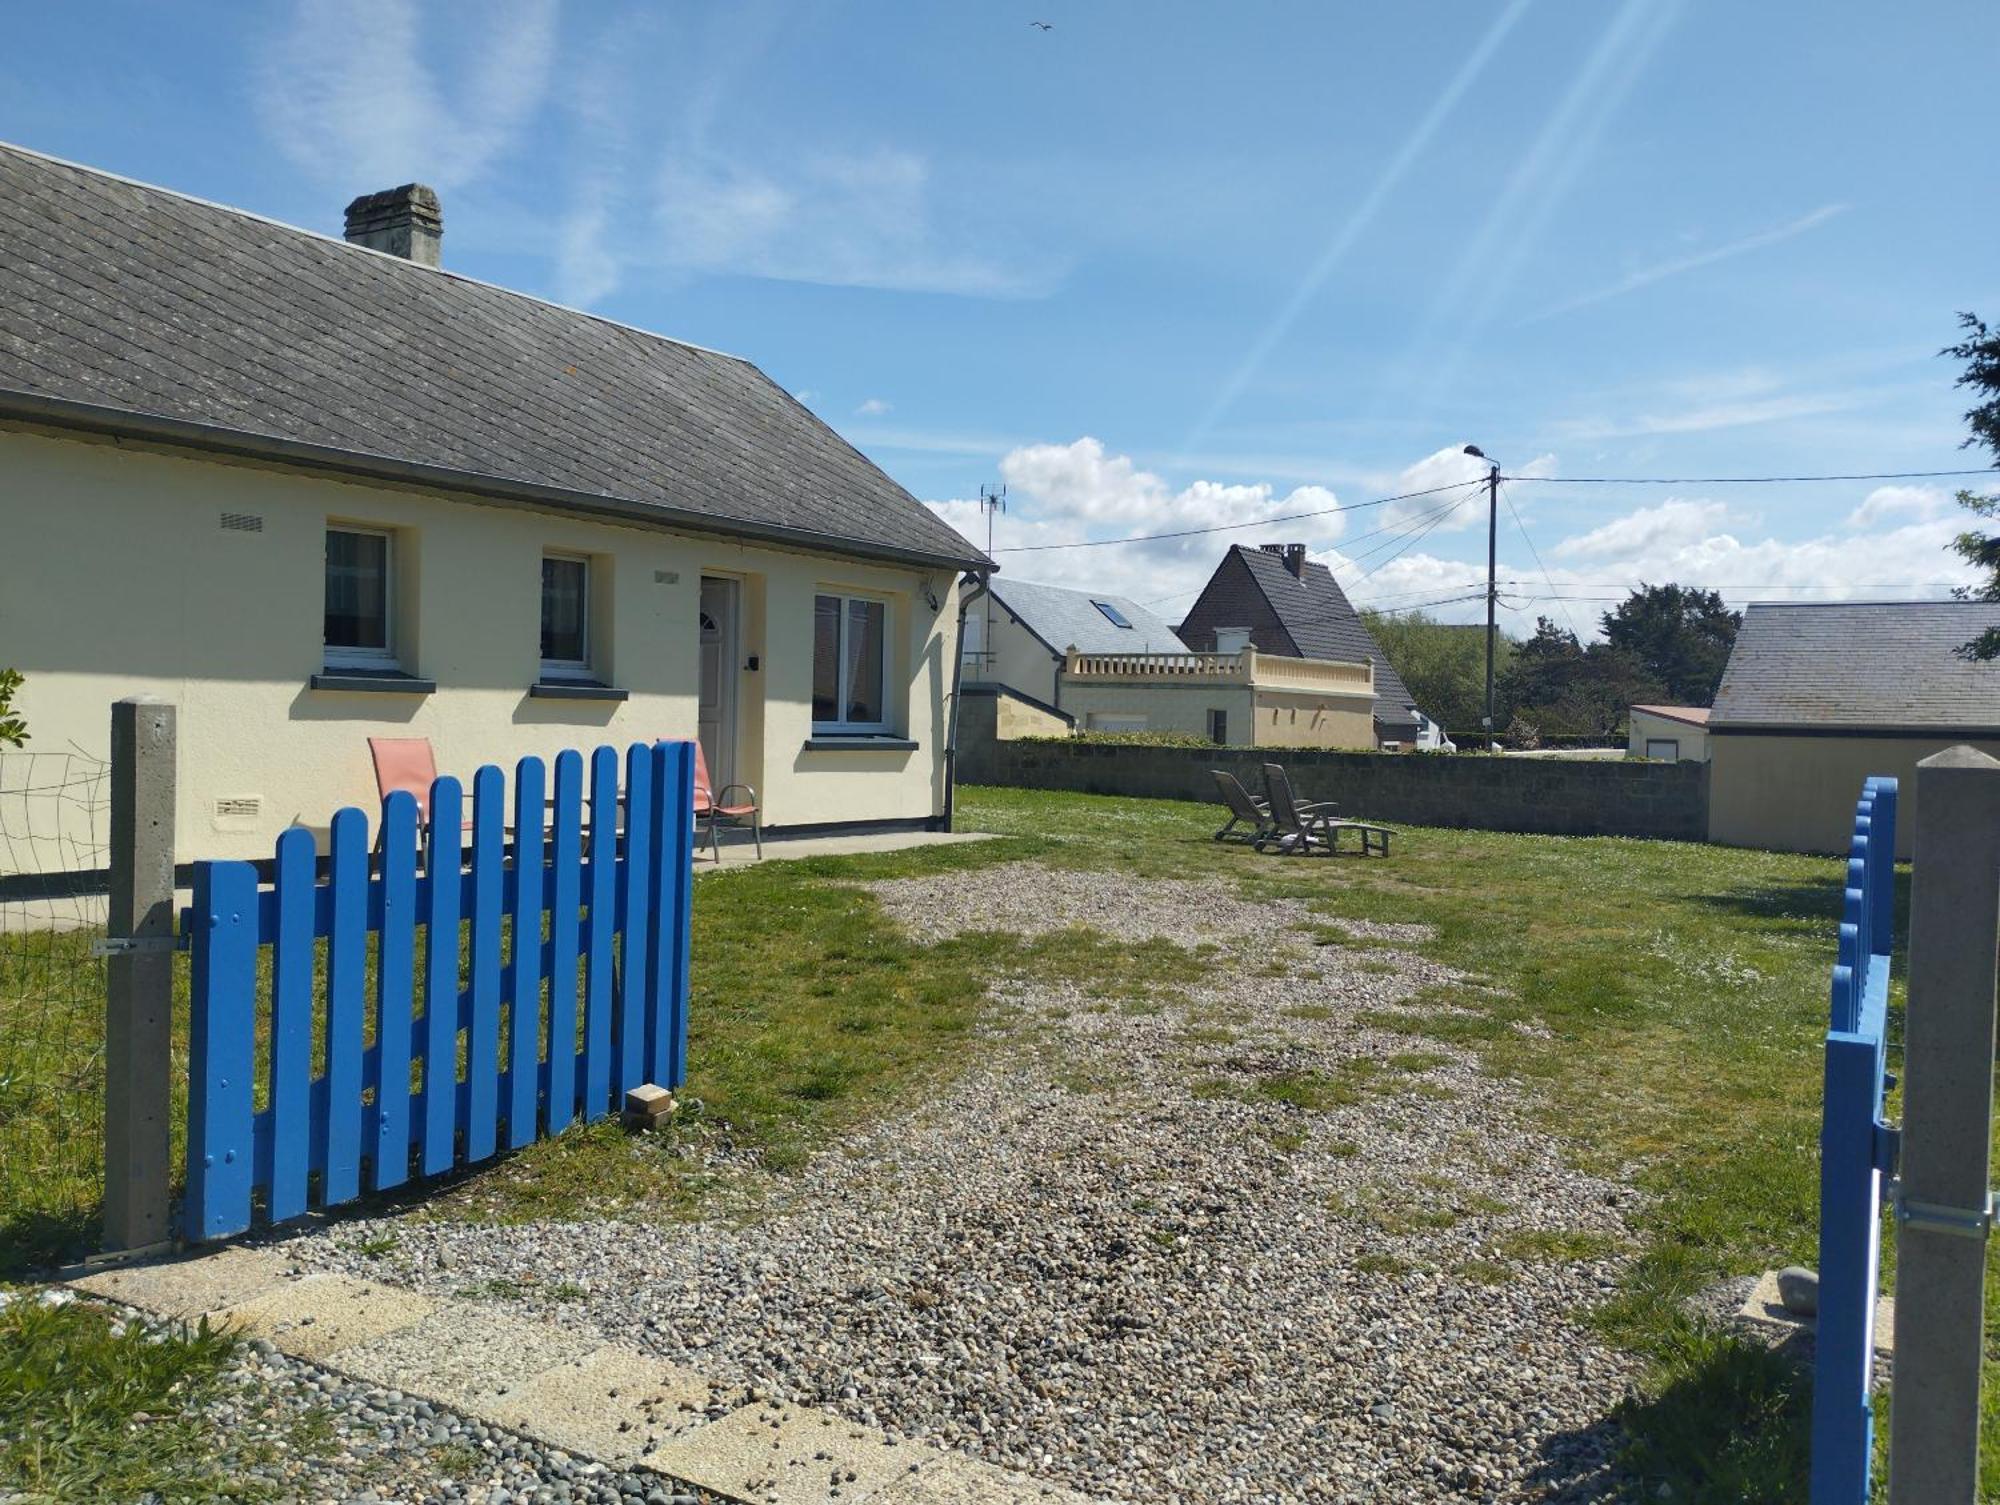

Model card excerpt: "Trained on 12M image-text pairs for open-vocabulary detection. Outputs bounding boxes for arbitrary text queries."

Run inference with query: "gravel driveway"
[289,862,1642,1503]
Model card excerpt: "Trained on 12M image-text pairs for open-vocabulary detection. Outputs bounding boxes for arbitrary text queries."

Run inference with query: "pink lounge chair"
[368,736,442,822]
[368,736,476,866]
[694,742,761,861]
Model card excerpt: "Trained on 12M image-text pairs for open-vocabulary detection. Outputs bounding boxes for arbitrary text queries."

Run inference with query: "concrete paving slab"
[700,829,993,870]
[641,1401,925,1505]
[480,1343,722,1463]
[872,1455,1103,1504]
[215,1273,434,1360]
[334,1301,600,1405]
[68,1246,294,1320]
[1737,1269,1895,1354]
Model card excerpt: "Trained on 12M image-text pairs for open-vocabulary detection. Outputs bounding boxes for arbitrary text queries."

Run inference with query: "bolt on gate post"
[1889,746,2000,1504]
[103,697,177,1251]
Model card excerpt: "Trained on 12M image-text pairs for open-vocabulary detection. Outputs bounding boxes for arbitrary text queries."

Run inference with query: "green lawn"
[5,783,1996,1501]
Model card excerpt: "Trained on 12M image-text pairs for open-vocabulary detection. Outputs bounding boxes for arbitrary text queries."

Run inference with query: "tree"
[1360,610,1513,735]
[1497,617,1661,741]
[1599,584,1740,704]
[1944,314,2000,658]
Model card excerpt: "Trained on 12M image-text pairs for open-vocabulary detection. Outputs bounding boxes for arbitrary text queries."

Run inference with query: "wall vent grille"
[214,796,261,819]
[219,511,265,533]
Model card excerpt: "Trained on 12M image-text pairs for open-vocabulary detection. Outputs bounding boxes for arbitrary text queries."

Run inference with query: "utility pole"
[977,484,1005,671]
[1464,446,1499,749]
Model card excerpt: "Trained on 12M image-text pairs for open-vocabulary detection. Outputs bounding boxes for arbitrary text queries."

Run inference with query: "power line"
[1357,575,1967,600]
[1499,479,1585,642]
[1501,467,1995,485]
[1356,590,1490,617]
[989,477,1483,553]
[1331,493,1474,574]
[1348,492,1479,584]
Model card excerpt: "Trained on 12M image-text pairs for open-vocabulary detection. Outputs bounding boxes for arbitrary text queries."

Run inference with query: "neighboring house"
[1060,645,1376,748]
[961,576,1185,717]
[1628,705,1711,762]
[1708,601,2000,858]
[1177,543,1426,747]
[0,145,987,861]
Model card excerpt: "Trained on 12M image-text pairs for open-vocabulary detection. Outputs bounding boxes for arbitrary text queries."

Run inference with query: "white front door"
[698,577,739,789]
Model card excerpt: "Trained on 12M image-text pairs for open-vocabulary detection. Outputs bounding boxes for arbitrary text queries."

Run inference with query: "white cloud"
[925,437,1361,611]
[856,398,893,417]
[1381,445,1500,533]
[938,444,1980,639]
[1554,499,1734,560]
[255,0,559,191]
[655,149,1056,297]
[554,178,620,306]
[1347,490,1978,639]
[1845,484,1954,529]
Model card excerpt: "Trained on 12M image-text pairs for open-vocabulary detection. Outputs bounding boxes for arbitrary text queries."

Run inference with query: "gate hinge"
[1892,1181,1998,1241]
[1871,1122,1901,1176]
[90,934,188,957]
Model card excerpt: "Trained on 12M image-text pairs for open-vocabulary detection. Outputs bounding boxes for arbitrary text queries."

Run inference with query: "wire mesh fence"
[0,748,112,1270]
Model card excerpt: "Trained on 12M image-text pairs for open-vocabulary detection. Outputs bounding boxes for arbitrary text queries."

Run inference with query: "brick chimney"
[343,185,442,266]
[1259,542,1308,578]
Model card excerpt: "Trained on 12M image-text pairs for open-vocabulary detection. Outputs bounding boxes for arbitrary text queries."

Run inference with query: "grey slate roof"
[1183,546,1420,733]
[1711,601,2000,731]
[0,143,985,569]
[989,577,1187,657]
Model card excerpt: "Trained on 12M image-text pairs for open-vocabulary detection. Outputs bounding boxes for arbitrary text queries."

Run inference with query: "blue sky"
[6,1,1998,631]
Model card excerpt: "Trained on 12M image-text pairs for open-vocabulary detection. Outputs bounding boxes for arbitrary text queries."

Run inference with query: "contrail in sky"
[1179,0,1534,456]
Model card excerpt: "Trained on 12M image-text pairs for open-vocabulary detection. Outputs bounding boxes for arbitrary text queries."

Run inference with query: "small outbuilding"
[1707,601,2000,858]
[1628,705,1710,762]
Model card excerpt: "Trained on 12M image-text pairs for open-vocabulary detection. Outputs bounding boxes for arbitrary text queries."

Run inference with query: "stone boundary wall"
[959,735,1711,842]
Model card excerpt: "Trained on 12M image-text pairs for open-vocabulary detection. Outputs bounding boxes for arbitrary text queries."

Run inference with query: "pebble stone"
[62,1319,715,1505]
[277,862,1648,1503]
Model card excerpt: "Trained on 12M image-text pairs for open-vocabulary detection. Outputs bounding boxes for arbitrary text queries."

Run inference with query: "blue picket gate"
[1810,774,1898,1505]
[183,740,695,1241]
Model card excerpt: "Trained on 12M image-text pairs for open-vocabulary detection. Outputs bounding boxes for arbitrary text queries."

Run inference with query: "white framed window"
[812,591,890,733]
[324,526,396,668]
[1645,738,1679,761]
[540,553,592,678]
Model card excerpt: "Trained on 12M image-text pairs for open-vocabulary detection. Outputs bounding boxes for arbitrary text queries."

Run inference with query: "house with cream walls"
[960,576,1185,720]
[1707,601,2000,858]
[0,145,989,862]
[1178,543,1430,748]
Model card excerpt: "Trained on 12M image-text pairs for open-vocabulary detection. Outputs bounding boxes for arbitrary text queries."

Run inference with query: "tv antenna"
[975,484,1006,670]
[978,483,1007,557]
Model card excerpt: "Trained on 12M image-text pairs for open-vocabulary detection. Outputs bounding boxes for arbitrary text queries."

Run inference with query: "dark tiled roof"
[1711,601,2000,731]
[989,577,1187,656]
[1180,546,1419,734]
[0,143,985,569]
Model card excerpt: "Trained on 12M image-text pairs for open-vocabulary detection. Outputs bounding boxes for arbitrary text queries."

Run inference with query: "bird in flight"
[1030,20,1053,29]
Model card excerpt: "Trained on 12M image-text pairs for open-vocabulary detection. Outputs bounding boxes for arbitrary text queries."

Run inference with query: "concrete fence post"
[103,697,177,1252]
[1888,746,2000,1504]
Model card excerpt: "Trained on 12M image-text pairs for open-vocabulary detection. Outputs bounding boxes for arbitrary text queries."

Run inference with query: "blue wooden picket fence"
[1810,774,1898,1505]
[182,741,695,1241]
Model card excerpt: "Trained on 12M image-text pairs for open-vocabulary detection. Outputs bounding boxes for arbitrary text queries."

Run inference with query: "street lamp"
[1463,445,1500,750]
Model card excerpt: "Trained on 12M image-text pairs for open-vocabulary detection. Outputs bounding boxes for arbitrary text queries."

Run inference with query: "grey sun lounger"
[1261,762,1393,857]
[1211,768,1277,844]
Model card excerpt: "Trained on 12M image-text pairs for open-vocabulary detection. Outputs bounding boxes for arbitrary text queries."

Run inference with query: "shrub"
[0,669,24,748]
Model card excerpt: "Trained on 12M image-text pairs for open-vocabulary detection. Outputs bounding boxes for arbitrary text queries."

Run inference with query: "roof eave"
[0,387,994,574]
[1710,720,2000,738]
